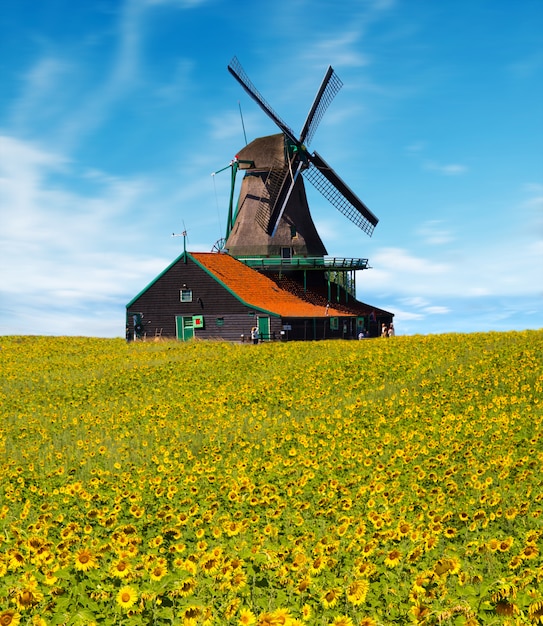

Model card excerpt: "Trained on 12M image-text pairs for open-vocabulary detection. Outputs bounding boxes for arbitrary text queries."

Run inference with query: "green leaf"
[68,608,97,626]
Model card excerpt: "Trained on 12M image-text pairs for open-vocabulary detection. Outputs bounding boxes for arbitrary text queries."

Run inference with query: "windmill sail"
[299,66,343,147]
[304,152,378,236]
[228,57,297,144]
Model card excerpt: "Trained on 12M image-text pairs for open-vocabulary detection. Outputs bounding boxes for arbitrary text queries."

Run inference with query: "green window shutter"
[192,315,204,329]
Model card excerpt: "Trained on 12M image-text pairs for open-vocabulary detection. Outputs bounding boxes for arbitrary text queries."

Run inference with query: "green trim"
[126,251,187,309]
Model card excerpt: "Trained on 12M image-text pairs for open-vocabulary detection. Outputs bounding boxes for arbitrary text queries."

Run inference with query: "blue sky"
[1,0,542,337]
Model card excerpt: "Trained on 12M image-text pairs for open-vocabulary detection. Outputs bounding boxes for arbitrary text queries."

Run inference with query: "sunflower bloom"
[239,608,256,625]
[494,600,518,616]
[384,549,402,568]
[74,548,98,571]
[332,617,354,626]
[174,577,197,597]
[321,587,341,609]
[149,564,168,581]
[347,579,369,605]
[15,588,43,610]
[522,542,539,560]
[116,585,138,609]
[110,558,132,578]
[0,611,21,626]
[528,601,543,624]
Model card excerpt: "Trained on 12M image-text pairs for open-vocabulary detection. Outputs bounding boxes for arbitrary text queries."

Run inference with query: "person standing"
[251,326,259,344]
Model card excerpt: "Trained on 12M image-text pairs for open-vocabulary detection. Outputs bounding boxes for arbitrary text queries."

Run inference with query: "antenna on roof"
[172,222,189,262]
[238,101,248,145]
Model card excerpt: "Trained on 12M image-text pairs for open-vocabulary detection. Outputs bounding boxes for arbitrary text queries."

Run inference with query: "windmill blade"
[269,159,305,236]
[228,57,298,145]
[299,66,343,147]
[254,155,301,235]
[304,151,379,236]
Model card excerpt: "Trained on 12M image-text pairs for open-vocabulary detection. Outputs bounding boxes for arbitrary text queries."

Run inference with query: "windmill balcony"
[236,256,370,271]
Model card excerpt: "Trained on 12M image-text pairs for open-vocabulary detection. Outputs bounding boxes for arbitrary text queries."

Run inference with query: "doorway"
[176,316,194,341]
[257,316,270,340]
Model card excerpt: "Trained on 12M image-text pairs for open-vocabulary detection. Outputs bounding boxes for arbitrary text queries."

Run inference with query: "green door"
[176,316,194,341]
[257,316,270,341]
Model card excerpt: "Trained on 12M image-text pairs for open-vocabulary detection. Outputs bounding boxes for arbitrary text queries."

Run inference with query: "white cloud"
[417,220,455,245]
[371,247,450,275]
[144,0,208,6]
[0,135,169,335]
[10,58,73,133]
[423,160,468,175]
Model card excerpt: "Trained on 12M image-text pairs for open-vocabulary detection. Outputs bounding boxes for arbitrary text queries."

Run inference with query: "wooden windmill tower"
[223,57,379,259]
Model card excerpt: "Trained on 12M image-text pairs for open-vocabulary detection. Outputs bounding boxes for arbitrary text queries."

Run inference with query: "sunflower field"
[1,330,542,626]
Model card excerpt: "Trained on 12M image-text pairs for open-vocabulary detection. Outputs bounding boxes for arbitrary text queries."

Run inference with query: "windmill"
[223,57,379,259]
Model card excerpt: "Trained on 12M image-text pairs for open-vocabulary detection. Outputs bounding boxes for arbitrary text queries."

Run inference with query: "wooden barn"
[126,251,393,342]
[126,58,394,341]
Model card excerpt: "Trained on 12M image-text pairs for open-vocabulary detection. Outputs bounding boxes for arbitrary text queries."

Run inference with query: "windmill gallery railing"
[237,256,370,271]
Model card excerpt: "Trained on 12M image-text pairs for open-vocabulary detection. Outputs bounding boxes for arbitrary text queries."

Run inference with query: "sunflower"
[271,608,293,623]
[8,552,25,570]
[43,569,59,585]
[359,618,377,626]
[330,617,354,626]
[320,587,341,609]
[301,604,312,621]
[200,555,220,575]
[238,608,256,625]
[14,587,43,610]
[522,542,539,560]
[487,538,500,552]
[424,535,439,551]
[116,585,138,610]
[347,579,369,605]
[295,576,311,594]
[74,548,98,571]
[309,556,327,576]
[184,605,203,621]
[231,571,248,591]
[173,577,197,597]
[255,613,275,626]
[504,507,518,521]
[494,600,518,616]
[110,558,132,578]
[0,611,21,626]
[528,601,543,624]
[397,521,411,538]
[410,604,431,622]
[149,564,168,581]
[384,549,402,568]
[508,555,523,570]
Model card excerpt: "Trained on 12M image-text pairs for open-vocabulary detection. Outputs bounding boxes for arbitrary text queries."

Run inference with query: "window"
[216,318,224,327]
[180,289,193,302]
[330,317,339,331]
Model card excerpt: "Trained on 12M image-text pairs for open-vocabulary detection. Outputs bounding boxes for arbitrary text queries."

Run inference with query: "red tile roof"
[191,252,354,318]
